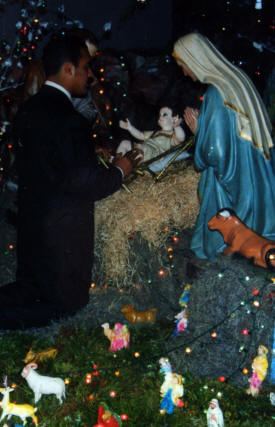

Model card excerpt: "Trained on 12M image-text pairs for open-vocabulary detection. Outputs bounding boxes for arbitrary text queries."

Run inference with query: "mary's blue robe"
[190,86,275,260]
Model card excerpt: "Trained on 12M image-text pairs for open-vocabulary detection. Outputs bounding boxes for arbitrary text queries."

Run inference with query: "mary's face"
[175,59,197,82]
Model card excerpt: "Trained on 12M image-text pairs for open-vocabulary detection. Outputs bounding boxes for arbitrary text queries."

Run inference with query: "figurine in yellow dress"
[247,345,269,396]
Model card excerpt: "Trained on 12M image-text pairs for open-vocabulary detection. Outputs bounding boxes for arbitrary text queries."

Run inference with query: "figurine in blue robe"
[159,358,184,415]
[173,33,275,260]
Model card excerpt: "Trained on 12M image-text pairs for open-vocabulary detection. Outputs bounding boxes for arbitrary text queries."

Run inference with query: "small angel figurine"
[101,322,130,351]
[179,284,191,308]
[116,106,188,167]
[206,398,224,427]
[159,357,184,415]
[247,345,269,397]
[171,284,191,337]
[171,308,188,337]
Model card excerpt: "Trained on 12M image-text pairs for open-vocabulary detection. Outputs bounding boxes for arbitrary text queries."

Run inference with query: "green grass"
[0,322,274,426]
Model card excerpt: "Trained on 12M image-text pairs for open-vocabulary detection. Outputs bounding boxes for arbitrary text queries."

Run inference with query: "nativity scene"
[0,0,274,425]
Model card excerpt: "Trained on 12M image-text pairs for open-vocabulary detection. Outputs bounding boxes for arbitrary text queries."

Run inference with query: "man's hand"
[95,146,111,160]
[114,148,143,177]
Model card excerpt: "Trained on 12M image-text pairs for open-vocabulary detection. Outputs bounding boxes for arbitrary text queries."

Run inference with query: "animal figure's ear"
[216,208,236,218]
[2,375,8,388]
[27,362,38,370]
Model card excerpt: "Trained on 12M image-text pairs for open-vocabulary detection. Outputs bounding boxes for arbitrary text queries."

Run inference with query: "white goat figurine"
[21,362,65,404]
[0,386,38,425]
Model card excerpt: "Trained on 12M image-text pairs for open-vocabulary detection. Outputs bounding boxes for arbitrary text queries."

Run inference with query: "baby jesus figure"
[116,107,186,165]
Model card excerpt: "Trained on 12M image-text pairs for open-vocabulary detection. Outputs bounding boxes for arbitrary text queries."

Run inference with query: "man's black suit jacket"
[14,85,123,314]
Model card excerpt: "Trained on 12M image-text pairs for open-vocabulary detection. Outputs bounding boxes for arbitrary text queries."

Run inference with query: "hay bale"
[93,165,200,288]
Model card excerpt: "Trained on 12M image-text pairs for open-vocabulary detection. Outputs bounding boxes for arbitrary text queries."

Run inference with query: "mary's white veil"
[173,33,273,159]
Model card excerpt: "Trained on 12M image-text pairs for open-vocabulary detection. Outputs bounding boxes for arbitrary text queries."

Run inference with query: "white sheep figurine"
[21,362,66,404]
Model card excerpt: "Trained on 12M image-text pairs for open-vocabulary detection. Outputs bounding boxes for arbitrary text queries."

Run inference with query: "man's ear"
[63,61,76,77]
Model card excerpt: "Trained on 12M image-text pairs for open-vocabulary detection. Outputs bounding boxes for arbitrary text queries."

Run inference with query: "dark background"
[0,0,173,50]
[0,0,273,93]
[0,0,274,50]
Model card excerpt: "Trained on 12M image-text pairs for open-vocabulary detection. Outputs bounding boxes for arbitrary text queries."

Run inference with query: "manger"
[93,163,200,288]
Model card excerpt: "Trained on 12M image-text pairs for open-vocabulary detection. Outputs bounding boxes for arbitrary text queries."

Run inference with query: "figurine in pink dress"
[102,322,130,351]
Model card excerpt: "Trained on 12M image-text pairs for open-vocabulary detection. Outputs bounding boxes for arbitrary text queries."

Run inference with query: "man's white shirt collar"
[44,80,72,102]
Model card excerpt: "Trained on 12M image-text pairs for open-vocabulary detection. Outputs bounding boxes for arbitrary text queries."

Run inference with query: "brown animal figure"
[120,304,157,323]
[208,208,275,269]
[24,347,58,364]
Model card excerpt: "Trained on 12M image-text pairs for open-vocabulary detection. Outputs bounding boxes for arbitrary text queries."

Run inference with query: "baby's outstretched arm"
[172,116,186,145]
[119,119,145,141]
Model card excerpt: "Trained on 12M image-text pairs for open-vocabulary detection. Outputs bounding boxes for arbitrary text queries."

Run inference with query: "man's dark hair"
[42,35,87,77]
[65,28,98,48]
